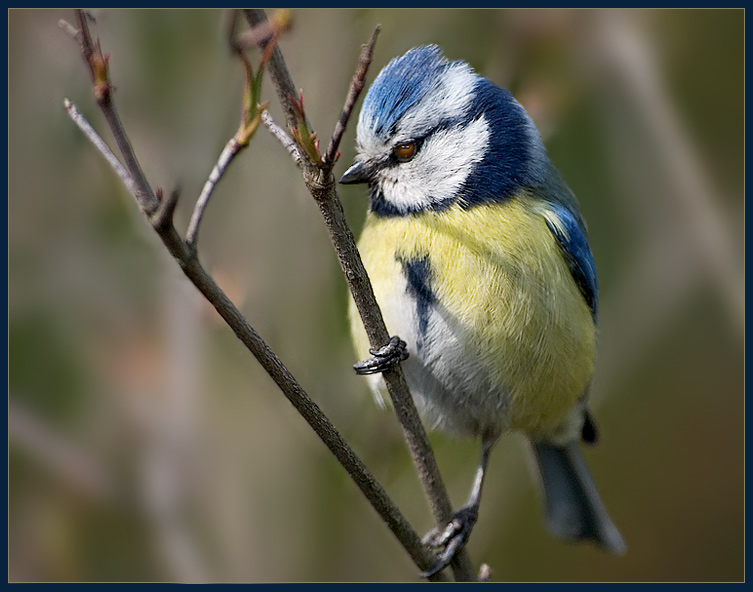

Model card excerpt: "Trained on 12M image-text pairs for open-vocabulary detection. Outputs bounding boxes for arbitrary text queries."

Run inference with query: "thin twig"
[186,34,274,249]
[246,10,476,582]
[243,9,303,133]
[64,11,444,580]
[261,110,304,169]
[72,10,158,215]
[64,98,138,197]
[323,25,380,168]
[185,137,242,247]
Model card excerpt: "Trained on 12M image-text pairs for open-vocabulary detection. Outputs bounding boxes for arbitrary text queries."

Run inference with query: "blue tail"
[532,441,626,555]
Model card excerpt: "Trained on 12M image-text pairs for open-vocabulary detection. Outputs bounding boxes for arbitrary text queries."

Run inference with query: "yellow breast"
[350,197,596,440]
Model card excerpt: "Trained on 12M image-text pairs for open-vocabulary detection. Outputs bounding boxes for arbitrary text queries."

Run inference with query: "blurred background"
[9,8,743,582]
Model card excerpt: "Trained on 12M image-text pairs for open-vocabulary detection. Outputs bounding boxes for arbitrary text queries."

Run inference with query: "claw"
[419,504,479,578]
[418,436,497,578]
[353,335,408,375]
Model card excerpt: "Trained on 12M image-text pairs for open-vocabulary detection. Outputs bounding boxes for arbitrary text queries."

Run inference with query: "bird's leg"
[353,335,409,375]
[420,435,498,578]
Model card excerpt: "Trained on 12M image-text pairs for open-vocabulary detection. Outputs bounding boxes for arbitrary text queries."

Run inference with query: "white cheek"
[378,116,490,211]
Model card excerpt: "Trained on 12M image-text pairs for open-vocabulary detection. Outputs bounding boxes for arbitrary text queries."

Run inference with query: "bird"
[339,45,626,576]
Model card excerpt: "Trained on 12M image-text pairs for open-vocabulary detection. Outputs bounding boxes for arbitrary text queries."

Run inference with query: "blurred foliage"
[8,8,743,582]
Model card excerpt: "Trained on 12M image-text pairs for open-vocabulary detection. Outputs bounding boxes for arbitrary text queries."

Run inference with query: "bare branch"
[73,9,158,215]
[63,98,138,196]
[176,255,443,579]
[261,110,305,169]
[243,9,304,133]
[185,137,243,247]
[64,10,445,580]
[187,40,272,248]
[323,25,380,168]
[248,9,476,582]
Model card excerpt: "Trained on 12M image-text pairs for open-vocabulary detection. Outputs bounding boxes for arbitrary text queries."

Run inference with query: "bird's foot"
[353,335,408,375]
[419,504,479,578]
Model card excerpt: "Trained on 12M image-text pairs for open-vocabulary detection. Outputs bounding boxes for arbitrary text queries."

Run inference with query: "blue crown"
[360,45,467,140]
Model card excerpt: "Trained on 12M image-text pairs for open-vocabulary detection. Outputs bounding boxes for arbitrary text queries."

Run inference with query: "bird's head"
[340,45,550,217]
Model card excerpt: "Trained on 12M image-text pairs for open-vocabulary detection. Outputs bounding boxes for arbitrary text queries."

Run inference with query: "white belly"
[373,271,511,439]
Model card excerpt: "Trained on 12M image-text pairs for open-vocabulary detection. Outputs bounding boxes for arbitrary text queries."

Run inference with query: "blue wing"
[542,203,599,323]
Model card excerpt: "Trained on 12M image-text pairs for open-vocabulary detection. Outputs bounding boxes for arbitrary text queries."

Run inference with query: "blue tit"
[340,45,625,575]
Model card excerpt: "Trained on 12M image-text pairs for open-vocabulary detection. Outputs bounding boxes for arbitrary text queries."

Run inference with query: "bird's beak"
[339,160,370,185]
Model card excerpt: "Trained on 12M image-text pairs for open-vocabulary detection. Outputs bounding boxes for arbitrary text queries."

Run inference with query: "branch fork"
[63,9,477,581]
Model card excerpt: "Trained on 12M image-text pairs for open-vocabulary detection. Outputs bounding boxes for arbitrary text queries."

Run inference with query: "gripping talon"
[353,335,408,375]
[420,534,464,578]
[419,504,479,578]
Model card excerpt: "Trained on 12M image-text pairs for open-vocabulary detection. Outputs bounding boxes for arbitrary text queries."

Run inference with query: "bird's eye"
[393,141,416,162]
